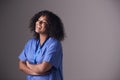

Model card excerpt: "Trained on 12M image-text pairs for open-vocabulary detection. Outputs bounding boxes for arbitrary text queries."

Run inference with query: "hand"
[26,61,33,69]
[26,61,51,75]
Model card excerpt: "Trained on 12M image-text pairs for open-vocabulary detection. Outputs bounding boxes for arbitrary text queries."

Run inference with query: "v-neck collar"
[38,37,50,48]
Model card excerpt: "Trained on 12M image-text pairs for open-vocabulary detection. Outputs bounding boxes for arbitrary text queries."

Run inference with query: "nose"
[36,21,41,27]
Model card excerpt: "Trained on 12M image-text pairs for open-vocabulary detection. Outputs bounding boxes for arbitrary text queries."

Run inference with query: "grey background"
[0,0,120,80]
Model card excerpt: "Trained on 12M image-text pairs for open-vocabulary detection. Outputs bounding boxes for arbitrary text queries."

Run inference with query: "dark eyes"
[37,20,48,25]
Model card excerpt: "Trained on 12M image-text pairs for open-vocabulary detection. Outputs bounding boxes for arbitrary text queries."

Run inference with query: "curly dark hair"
[29,10,65,41]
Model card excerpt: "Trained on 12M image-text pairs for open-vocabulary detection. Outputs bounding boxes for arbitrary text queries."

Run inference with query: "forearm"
[31,65,50,75]
[19,61,39,75]
[28,63,46,74]
[26,61,52,74]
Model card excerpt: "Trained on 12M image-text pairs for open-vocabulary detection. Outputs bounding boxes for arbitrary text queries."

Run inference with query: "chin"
[35,30,40,33]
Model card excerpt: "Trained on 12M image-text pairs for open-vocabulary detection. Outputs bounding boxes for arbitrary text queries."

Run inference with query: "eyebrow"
[38,19,47,22]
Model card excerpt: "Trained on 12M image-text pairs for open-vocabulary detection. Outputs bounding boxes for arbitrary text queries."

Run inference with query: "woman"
[18,10,65,80]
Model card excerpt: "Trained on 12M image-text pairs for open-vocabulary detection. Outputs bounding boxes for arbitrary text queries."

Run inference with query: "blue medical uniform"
[19,37,63,80]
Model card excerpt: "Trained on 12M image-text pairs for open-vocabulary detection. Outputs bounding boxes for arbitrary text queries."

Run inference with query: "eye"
[42,21,46,24]
[37,20,48,25]
[41,21,47,25]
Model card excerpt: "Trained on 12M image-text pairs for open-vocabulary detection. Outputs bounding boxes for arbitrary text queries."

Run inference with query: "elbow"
[18,61,25,71]
[37,67,46,74]
[36,66,49,74]
[38,65,52,74]
[41,67,48,73]
[19,64,23,71]
[19,65,23,71]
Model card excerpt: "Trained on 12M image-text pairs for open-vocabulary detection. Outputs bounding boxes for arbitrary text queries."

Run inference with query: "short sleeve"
[43,42,62,69]
[18,49,27,62]
[18,39,31,62]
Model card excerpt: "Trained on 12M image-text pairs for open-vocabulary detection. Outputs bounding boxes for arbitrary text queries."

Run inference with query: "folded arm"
[19,60,38,75]
[26,61,52,74]
[19,60,51,75]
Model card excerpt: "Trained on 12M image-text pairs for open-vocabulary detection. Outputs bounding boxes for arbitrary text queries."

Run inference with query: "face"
[35,16,48,34]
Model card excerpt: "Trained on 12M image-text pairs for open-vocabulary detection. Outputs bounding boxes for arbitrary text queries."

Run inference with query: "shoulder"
[25,38,38,46]
[47,37,61,48]
[27,38,38,43]
[48,37,61,44]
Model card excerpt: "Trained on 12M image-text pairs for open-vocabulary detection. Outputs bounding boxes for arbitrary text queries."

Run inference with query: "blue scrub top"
[19,37,63,80]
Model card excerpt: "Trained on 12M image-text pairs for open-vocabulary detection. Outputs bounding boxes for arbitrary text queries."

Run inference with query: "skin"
[19,16,52,75]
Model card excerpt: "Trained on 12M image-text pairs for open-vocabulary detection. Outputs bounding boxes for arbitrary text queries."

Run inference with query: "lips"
[36,26,42,30]
[35,27,41,33]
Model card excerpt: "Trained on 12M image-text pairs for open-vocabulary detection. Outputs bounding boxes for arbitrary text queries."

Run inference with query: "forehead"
[38,16,47,21]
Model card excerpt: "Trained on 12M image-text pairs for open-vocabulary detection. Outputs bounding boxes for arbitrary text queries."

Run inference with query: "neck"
[39,34,48,46]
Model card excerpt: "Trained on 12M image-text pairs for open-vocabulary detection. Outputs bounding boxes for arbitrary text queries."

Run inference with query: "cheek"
[42,27,46,31]
[35,22,41,28]
[41,24,46,29]
[35,22,39,26]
